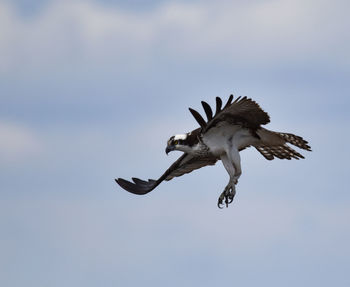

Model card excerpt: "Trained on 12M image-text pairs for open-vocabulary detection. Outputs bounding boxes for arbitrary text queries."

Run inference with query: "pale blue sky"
[1,0,349,286]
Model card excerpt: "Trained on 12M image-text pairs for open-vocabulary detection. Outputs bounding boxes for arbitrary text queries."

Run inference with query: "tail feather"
[278,132,311,151]
[255,128,311,161]
[256,144,304,160]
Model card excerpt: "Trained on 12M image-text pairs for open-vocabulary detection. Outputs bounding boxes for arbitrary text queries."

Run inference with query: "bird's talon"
[217,185,236,209]
[217,193,225,208]
[217,200,224,209]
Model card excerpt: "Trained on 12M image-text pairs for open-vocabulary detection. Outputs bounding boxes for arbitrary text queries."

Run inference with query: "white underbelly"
[202,125,257,156]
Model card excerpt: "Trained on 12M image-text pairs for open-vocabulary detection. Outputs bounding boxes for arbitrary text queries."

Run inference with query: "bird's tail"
[254,128,311,160]
[277,132,311,151]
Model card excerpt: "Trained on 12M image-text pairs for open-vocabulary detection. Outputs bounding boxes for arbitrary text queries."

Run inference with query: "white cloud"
[0,0,349,76]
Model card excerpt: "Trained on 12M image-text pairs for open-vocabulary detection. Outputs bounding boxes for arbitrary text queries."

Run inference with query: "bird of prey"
[115,95,311,208]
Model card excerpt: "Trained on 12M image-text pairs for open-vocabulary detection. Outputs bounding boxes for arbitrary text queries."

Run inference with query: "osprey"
[115,95,311,208]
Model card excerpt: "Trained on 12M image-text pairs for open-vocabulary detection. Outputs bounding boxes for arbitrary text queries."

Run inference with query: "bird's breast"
[202,125,257,155]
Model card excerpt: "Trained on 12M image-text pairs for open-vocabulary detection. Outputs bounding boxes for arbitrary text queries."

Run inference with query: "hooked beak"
[165,145,175,155]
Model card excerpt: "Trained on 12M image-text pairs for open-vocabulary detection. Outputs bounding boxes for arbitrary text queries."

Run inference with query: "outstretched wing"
[115,154,217,195]
[164,154,217,180]
[189,95,270,133]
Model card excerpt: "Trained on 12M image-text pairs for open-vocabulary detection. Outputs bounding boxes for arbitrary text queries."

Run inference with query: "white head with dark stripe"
[166,130,200,154]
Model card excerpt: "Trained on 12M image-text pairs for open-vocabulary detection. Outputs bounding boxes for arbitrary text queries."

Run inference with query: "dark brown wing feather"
[189,108,206,128]
[165,155,217,180]
[201,101,213,121]
[215,97,222,114]
[115,153,217,195]
[189,95,270,133]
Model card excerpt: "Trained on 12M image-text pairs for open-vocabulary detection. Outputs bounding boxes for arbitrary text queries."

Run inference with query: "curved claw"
[227,195,234,205]
[217,199,225,209]
[224,192,234,207]
[217,185,236,209]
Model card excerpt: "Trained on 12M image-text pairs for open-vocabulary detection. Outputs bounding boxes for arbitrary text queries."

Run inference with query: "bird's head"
[166,133,193,154]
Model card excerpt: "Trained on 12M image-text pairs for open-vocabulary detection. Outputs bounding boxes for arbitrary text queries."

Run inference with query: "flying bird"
[115,95,311,208]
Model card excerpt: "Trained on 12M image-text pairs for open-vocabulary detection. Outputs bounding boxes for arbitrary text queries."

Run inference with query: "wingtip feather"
[201,101,213,121]
[224,94,234,109]
[189,107,207,128]
[115,177,157,195]
[215,97,223,115]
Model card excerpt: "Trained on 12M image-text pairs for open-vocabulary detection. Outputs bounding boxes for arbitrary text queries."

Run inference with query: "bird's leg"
[217,148,242,208]
[218,153,239,208]
[230,147,242,185]
[217,179,236,208]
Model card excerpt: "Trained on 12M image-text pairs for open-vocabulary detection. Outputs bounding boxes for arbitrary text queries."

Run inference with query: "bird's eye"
[174,140,179,145]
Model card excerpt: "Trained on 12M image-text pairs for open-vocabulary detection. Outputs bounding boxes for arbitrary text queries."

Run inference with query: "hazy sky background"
[1,0,349,286]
